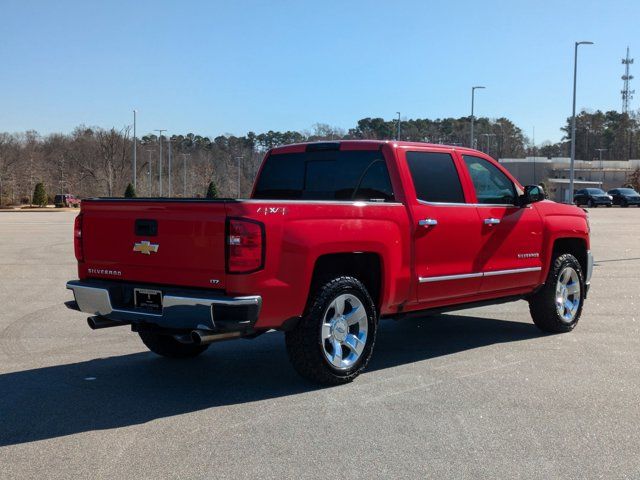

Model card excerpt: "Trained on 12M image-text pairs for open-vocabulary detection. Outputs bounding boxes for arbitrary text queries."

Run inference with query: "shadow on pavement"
[0,313,541,446]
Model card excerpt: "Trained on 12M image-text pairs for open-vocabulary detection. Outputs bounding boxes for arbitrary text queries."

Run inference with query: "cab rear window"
[253,150,394,201]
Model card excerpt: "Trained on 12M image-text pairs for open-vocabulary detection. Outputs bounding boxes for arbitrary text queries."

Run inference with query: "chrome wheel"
[555,267,581,323]
[321,293,368,370]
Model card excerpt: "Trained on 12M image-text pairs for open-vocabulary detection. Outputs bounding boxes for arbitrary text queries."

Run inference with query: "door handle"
[419,218,438,227]
[484,218,501,225]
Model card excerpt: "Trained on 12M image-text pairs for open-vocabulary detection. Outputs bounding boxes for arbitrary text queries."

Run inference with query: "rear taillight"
[74,213,84,262]
[226,218,264,273]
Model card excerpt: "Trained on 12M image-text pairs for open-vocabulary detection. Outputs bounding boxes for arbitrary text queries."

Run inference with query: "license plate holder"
[134,288,163,311]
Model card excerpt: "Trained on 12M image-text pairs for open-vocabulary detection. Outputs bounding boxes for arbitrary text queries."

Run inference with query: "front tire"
[529,253,585,333]
[139,331,210,358]
[285,276,377,385]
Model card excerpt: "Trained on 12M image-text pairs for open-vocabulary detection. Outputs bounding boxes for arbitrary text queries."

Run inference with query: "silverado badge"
[133,240,159,255]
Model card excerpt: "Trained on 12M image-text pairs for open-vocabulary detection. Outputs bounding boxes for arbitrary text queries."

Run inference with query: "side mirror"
[520,185,545,206]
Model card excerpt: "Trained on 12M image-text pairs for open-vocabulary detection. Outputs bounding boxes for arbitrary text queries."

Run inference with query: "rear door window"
[405,151,465,203]
[253,150,394,201]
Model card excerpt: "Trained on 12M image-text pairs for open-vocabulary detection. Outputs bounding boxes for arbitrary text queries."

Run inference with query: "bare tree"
[75,127,131,196]
[0,134,20,205]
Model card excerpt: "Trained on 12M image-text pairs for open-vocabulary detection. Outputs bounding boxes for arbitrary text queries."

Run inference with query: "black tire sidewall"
[530,253,585,332]
[285,276,378,384]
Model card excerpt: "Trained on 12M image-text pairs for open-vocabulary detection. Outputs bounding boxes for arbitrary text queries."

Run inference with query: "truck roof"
[269,140,483,155]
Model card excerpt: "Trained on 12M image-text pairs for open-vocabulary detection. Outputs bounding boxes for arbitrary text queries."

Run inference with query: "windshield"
[586,188,606,194]
[253,150,394,201]
[618,188,638,195]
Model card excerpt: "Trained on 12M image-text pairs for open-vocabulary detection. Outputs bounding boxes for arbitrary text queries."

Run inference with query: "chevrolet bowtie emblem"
[133,240,159,255]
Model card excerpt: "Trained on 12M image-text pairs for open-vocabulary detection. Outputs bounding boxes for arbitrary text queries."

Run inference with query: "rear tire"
[139,331,209,358]
[587,199,595,208]
[621,200,628,208]
[529,253,585,333]
[285,276,377,385]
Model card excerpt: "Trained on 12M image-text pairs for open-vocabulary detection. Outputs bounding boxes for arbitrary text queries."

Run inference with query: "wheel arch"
[551,237,588,277]
[308,252,383,311]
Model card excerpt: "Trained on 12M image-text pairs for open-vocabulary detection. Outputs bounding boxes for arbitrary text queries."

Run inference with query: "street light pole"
[569,41,594,203]
[496,121,505,160]
[596,148,607,185]
[182,154,190,197]
[168,138,173,197]
[133,110,137,190]
[146,150,153,196]
[154,129,166,196]
[470,86,485,148]
[396,112,401,141]
[532,126,536,184]
[481,133,496,155]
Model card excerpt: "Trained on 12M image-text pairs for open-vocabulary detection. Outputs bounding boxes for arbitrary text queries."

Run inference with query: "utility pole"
[154,129,166,196]
[569,41,594,203]
[396,112,401,141]
[470,86,485,148]
[133,110,137,189]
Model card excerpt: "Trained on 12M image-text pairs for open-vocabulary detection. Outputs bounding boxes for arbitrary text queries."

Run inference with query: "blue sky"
[1,0,638,144]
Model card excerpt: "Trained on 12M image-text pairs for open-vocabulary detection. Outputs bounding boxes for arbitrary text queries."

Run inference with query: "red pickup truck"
[66,141,592,384]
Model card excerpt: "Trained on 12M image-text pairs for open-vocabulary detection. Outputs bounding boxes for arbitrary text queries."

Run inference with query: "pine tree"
[33,182,47,207]
[124,183,137,198]
[206,181,218,199]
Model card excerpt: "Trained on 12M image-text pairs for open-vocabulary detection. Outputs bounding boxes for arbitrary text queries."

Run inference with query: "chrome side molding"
[483,267,542,277]
[419,266,542,283]
[419,272,483,283]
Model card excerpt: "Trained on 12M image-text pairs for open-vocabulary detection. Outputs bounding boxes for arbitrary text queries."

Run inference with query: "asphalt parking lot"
[0,208,639,479]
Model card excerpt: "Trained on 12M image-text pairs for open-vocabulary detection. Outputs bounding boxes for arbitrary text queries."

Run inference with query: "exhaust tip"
[87,317,100,330]
[190,329,243,345]
[87,316,128,330]
[191,330,204,345]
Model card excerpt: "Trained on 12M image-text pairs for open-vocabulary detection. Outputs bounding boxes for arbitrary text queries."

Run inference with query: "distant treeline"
[0,110,638,205]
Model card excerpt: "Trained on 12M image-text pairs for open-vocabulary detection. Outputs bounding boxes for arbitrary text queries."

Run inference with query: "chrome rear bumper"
[66,280,261,332]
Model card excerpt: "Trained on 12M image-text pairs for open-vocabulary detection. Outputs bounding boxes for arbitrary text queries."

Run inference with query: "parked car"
[54,194,81,208]
[607,188,640,207]
[66,141,592,384]
[573,188,612,208]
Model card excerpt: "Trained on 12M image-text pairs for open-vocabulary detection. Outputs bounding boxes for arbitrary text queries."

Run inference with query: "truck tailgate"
[79,200,228,289]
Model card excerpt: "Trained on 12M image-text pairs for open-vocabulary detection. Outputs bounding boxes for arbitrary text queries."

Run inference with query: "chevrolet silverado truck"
[66,141,593,384]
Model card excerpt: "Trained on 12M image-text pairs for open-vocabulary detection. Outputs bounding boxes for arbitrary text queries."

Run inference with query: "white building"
[500,157,640,202]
